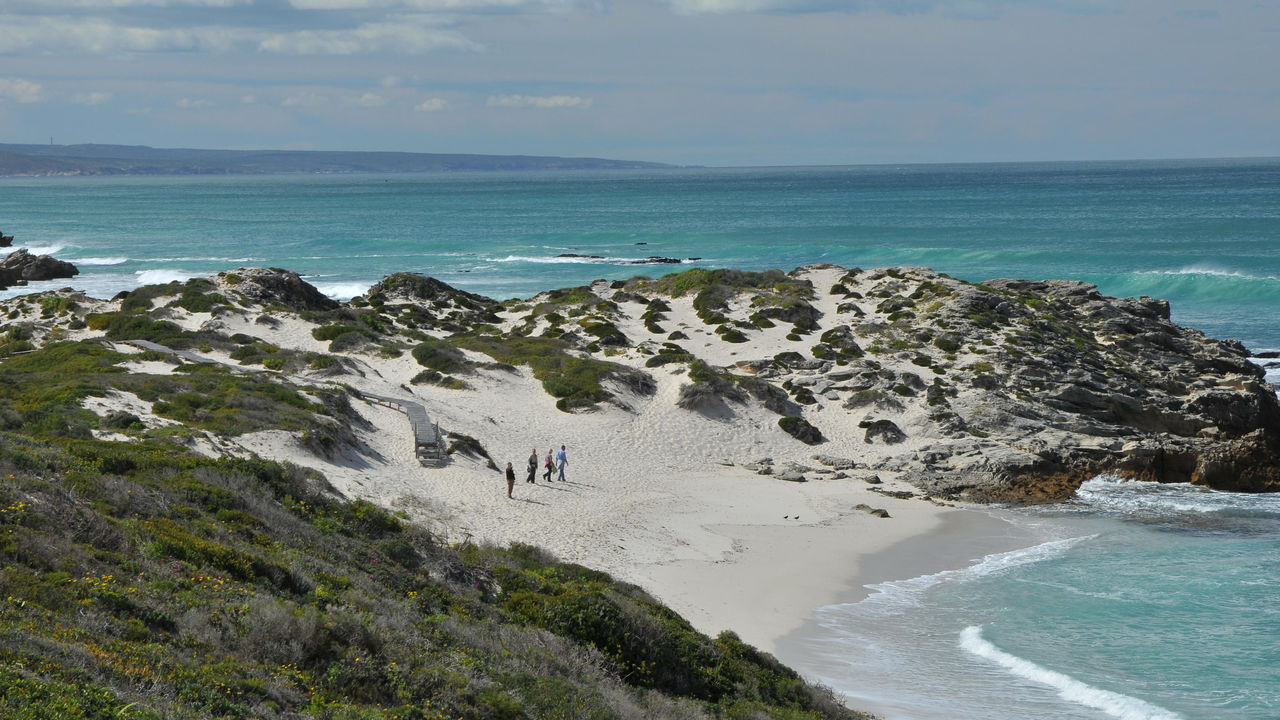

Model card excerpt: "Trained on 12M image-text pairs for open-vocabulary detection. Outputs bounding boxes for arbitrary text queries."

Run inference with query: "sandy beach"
[66,266,1052,680]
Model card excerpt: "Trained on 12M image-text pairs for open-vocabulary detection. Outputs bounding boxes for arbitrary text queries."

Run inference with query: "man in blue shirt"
[555,445,567,481]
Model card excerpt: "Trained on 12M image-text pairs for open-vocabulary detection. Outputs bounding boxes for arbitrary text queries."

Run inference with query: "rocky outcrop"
[556,253,700,264]
[634,264,1280,501]
[217,267,338,312]
[882,274,1280,500]
[0,231,13,247]
[362,272,502,331]
[0,248,78,288]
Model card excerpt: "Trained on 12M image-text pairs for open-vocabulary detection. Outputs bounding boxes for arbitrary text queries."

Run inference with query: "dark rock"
[555,254,696,265]
[221,267,338,311]
[0,248,79,288]
[860,418,906,444]
[0,232,13,247]
[812,454,859,469]
[868,488,914,500]
[779,416,824,445]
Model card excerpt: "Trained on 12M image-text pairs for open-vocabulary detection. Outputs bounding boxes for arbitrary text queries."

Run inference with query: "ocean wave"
[15,243,67,256]
[135,269,199,285]
[1106,266,1280,303]
[851,536,1089,613]
[1074,475,1280,517]
[66,256,129,266]
[311,282,370,300]
[959,626,1183,720]
[1148,265,1280,282]
[486,254,701,266]
[146,256,264,263]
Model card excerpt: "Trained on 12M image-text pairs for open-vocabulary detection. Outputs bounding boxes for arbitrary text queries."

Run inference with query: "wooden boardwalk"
[358,393,447,467]
[124,339,219,365]
[121,339,447,467]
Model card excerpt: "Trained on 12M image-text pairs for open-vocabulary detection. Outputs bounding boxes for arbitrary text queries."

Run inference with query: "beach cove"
[3,249,1278,718]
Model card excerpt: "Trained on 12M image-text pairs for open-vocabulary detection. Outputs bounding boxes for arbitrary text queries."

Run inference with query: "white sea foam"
[1074,474,1280,516]
[312,283,370,300]
[959,626,1183,720]
[146,256,263,263]
[850,535,1090,613]
[135,269,198,285]
[1144,266,1280,282]
[487,254,697,265]
[16,243,66,255]
[66,256,129,266]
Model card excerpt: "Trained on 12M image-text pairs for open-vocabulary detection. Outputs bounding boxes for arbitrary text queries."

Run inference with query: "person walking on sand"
[555,444,567,482]
[526,448,538,484]
[543,448,555,482]
[505,462,515,499]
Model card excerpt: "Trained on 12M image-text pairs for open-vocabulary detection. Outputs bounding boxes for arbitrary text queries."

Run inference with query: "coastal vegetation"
[3,258,1279,718]
[0,434,861,719]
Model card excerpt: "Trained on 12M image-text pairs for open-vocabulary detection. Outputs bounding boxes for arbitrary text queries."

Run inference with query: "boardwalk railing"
[362,393,447,467]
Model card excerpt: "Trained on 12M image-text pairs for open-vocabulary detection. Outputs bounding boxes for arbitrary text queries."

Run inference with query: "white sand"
[59,265,1026,667]
[199,265,997,658]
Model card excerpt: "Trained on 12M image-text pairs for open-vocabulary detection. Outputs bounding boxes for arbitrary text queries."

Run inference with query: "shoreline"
[772,507,1044,719]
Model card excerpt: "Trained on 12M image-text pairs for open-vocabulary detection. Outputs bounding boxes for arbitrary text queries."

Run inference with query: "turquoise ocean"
[3,158,1279,719]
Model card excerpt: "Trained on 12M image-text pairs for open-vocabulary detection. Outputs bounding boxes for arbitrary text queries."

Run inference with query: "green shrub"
[411,340,470,374]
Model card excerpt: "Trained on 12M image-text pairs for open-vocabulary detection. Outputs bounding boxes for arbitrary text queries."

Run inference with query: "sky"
[0,0,1277,167]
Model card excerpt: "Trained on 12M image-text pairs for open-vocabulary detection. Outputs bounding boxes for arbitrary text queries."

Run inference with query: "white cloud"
[287,0,580,11]
[354,92,386,107]
[661,0,1115,15]
[241,94,257,104]
[282,92,330,107]
[0,15,478,56]
[380,75,403,87]
[10,0,247,6]
[415,97,449,111]
[177,97,213,108]
[487,94,591,108]
[0,16,246,53]
[72,91,113,105]
[258,21,479,54]
[0,78,43,103]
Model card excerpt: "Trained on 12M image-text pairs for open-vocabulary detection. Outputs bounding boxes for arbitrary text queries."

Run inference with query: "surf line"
[959,625,1183,720]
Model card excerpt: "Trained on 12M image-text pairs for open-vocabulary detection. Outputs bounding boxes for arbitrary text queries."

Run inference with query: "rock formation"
[0,248,79,289]
[612,265,1280,501]
[215,267,338,312]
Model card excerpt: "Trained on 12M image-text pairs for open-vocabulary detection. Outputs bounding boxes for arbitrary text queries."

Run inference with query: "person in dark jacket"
[526,448,538,484]
[505,462,515,499]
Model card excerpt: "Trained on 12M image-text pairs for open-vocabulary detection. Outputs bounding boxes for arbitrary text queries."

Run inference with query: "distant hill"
[0,143,673,176]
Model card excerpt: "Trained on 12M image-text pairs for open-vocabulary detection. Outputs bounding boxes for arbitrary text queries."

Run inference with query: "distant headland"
[0,143,673,176]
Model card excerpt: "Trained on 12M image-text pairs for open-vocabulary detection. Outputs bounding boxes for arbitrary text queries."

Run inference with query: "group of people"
[504,445,567,499]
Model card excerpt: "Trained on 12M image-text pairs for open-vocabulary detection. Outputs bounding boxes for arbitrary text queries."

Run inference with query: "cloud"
[0,78,43,103]
[354,92,386,107]
[8,0,246,6]
[487,94,591,108]
[177,97,214,108]
[282,92,330,107]
[0,16,246,53]
[0,14,479,56]
[286,0,580,11]
[258,21,480,54]
[416,97,449,111]
[72,91,114,105]
[661,0,1115,15]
